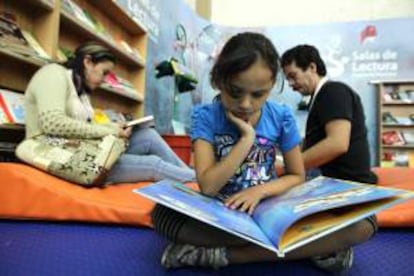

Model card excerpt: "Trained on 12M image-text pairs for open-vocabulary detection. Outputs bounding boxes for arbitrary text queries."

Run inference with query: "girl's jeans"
[106,127,195,184]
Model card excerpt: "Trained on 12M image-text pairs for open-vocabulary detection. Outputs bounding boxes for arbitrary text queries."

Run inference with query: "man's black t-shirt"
[303,81,377,184]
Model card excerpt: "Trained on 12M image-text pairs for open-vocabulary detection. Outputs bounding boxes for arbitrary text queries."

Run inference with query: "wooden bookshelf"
[88,0,147,35]
[99,85,144,102]
[59,0,147,117]
[59,10,145,67]
[373,80,414,167]
[0,0,148,159]
[0,50,44,92]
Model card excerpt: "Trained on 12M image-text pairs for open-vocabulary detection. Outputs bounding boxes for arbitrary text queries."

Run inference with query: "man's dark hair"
[281,44,327,76]
[211,32,281,91]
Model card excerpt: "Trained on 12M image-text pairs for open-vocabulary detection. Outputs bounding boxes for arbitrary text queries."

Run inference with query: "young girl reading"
[151,32,375,273]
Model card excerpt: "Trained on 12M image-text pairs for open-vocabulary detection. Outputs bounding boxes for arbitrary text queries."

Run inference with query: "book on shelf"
[93,108,112,124]
[103,109,126,123]
[394,152,410,167]
[61,0,76,16]
[0,12,27,45]
[0,12,38,57]
[0,105,8,124]
[407,90,414,102]
[382,130,405,146]
[134,177,414,257]
[65,0,96,30]
[102,72,140,99]
[116,39,143,61]
[0,141,18,152]
[402,131,414,145]
[397,90,413,103]
[410,152,414,168]
[21,30,50,60]
[383,89,414,104]
[93,108,127,124]
[382,112,413,125]
[395,116,413,125]
[381,151,414,167]
[0,89,25,125]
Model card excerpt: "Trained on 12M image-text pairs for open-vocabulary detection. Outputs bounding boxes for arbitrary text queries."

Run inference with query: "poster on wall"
[267,17,414,164]
[115,0,414,164]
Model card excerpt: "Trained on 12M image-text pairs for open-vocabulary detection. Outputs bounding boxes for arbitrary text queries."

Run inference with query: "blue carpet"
[0,220,412,276]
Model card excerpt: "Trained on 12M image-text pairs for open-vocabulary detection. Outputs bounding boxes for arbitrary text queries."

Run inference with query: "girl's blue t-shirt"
[191,101,301,198]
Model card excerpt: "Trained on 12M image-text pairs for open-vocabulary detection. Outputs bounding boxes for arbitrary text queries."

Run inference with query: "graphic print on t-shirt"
[215,134,277,198]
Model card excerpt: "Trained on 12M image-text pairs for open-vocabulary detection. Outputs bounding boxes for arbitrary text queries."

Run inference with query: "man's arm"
[302,119,351,169]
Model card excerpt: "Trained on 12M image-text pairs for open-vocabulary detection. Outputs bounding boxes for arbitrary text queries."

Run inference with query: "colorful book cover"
[382,130,405,145]
[0,89,25,124]
[134,176,414,257]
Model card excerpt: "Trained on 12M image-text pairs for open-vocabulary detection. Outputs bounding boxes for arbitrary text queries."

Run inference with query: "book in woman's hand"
[125,115,155,128]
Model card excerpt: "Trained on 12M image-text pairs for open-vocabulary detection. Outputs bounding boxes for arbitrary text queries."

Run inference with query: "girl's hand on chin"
[226,111,255,138]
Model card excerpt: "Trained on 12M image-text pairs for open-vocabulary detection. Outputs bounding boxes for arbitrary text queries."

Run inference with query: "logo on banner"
[324,35,350,78]
[352,24,398,77]
[360,25,377,44]
[324,26,399,78]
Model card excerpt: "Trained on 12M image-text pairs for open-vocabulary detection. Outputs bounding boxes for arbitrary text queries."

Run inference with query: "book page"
[252,177,412,252]
[279,194,413,253]
[134,180,276,253]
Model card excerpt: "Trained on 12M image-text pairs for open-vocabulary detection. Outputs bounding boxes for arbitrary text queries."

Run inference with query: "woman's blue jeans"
[106,128,195,184]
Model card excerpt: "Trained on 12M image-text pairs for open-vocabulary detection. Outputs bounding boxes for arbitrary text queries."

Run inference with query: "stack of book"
[0,12,50,61]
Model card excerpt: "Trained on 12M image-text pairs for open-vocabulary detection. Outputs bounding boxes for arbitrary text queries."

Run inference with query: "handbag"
[16,134,126,187]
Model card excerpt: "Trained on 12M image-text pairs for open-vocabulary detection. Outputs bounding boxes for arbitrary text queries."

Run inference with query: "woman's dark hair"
[281,44,327,76]
[64,42,116,95]
[210,32,281,92]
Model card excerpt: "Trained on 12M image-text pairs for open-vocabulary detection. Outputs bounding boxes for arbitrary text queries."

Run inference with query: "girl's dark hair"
[210,32,281,92]
[64,42,116,95]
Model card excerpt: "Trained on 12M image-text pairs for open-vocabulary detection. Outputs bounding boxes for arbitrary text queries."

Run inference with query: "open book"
[125,115,154,128]
[134,177,414,257]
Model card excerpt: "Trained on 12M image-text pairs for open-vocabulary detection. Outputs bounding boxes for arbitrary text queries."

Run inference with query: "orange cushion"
[0,163,156,227]
[2,163,412,228]
[373,167,414,227]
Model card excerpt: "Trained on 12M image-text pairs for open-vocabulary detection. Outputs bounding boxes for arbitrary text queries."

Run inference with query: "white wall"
[184,0,196,10]
[209,0,414,26]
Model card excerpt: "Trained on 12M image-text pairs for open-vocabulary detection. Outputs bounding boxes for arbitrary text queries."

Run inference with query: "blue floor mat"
[0,220,412,276]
